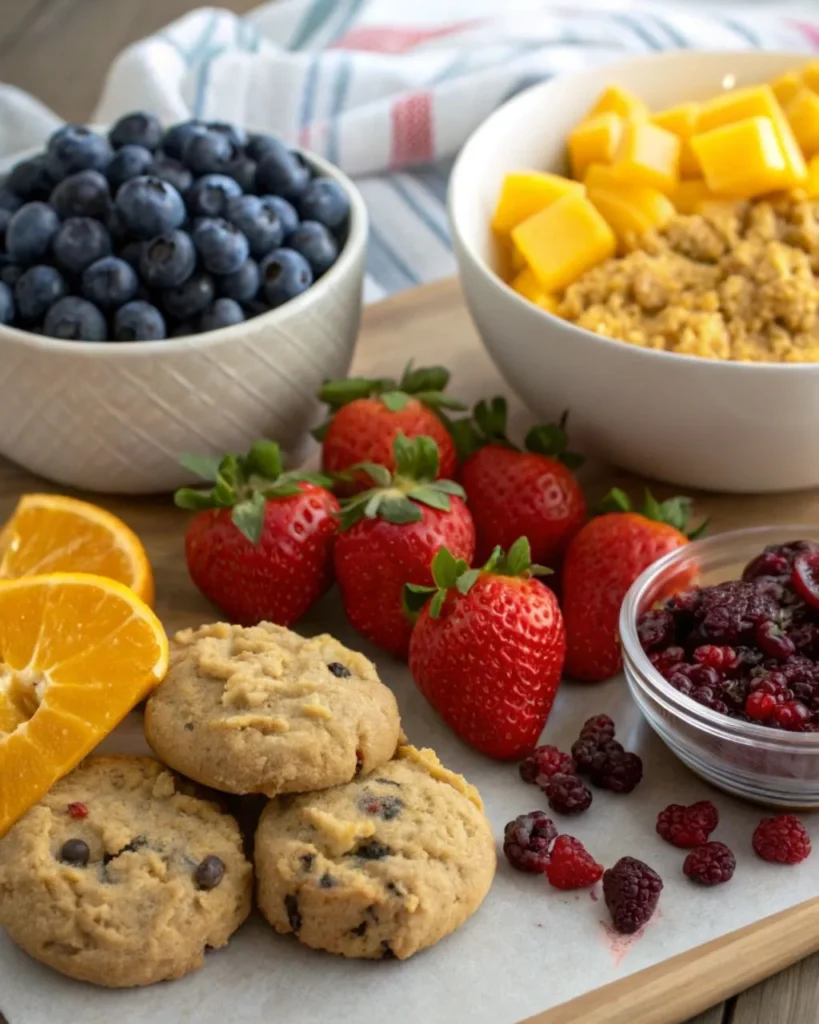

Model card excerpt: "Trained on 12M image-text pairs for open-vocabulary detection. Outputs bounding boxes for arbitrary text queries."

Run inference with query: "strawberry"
[562,488,706,683]
[406,538,566,760]
[458,397,586,565]
[334,434,474,659]
[174,441,339,626]
[316,363,463,493]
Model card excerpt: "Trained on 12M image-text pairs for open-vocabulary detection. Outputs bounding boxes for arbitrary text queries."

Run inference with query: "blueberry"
[223,156,257,193]
[106,207,129,245]
[53,217,112,274]
[287,220,338,277]
[217,259,260,303]
[107,145,154,191]
[260,248,313,307]
[82,256,138,309]
[46,125,111,180]
[200,298,245,333]
[263,195,299,238]
[151,156,194,195]
[182,127,234,175]
[113,300,166,341]
[50,169,111,220]
[43,296,107,341]
[0,189,22,214]
[186,174,243,219]
[115,176,186,239]
[255,144,311,200]
[0,209,13,240]
[223,195,281,259]
[208,122,247,151]
[6,202,60,263]
[7,156,54,201]
[0,281,14,324]
[170,320,197,337]
[139,230,196,288]
[15,265,67,322]
[161,120,202,161]
[246,132,284,162]
[109,112,163,152]
[0,262,25,288]
[192,218,249,275]
[297,179,350,233]
[119,240,144,270]
[160,271,214,320]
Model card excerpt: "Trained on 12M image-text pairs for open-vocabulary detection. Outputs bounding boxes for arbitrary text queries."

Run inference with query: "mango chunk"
[492,171,584,234]
[611,120,680,194]
[511,267,546,303]
[588,184,674,250]
[587,85,649,122]
[670,179,739,214]
[568,113,623,180]
[511,192,615,292]
[786,89,819,157]
[770,71,803,107]
[802,60,819,94]
[537,294,559,315]
[583,163,621,191]
[652,102,701,178]
[691,117,788,198]
[805,155,819,198]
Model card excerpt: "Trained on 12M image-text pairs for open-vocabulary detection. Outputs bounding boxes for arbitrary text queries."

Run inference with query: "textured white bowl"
[0,146,367,494]
[450,51,819,494]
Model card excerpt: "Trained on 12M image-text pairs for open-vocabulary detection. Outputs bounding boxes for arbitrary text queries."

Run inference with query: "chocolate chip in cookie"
[352,840,391,861]
[299,853,315,872]
[357,793,404,821]
[59,839,90,866]
[327,662,351,678]
[284,894,302,933]
[319,872,336,888]
[194,855,225,891]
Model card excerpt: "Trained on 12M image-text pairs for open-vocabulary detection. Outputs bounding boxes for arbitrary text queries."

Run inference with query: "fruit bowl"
[0,133,367,494]
[448,50,819,493]
[620,525,819,809]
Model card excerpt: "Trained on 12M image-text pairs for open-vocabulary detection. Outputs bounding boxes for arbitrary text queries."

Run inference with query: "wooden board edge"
[521,896,819,1024]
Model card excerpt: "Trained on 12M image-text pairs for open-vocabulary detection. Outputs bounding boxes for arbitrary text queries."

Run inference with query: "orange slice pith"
[0,573,168,837]
[0,494,154,606]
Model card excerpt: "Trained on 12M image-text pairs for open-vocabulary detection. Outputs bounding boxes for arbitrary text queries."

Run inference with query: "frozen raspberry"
[502,812,557,873]
[694,581,779,645]
[683,842,736,885]
[637,609,675,651]
[545,773,593,815]
[579,714,615,744]
[755,621,796,661]
[67,801,88,819]
[545,835,603,890]
[742,549,791,581]
[588,740,624,772]
[519,744,574,784]
[752,815,812,865]
[656,801,719,848]
[571,737,599,774]
[603,857,663,934]
[649,645,686,678]
[692,645,739,672]
[772,700,811,731]
[590,747,643,794]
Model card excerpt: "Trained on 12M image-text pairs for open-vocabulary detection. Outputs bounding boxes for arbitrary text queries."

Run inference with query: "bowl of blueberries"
[0,112,367,493]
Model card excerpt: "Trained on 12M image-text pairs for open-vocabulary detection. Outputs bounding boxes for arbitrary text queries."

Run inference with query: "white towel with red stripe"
[2,0,819,301]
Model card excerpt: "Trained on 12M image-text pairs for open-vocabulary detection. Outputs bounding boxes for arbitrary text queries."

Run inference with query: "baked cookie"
[144,622,401,797]
[255,744,496,960]
[0,756,252,988]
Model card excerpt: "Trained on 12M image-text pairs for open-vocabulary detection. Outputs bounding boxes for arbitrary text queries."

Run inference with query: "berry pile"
[638,541,819,731]
[0,113,350,341]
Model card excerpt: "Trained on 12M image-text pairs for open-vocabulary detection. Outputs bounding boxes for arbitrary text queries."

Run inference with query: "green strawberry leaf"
[400,364,450,394]
[432,479,466,497]
[456,568,480,594]
[352,462,393,488]
[688,517,710,541]
[402,582,437,620]
[413,391,467,412]
[447,416,484,461]
[525,414,584,468]
[245,439,283,480]
[174,488,223,511]
[179,452,223,482]
[503,536,532,577]
[394,433,439,481]
[407,485,451,512]
[430,590,447,618]
[474,396,509,443]
[598,487,632,514]
[642,489,665,523]
[311,420,331,443]
[318,376,396,409]
[431,546,468,591]
[380,391,411,412]
[378,497,424,525]
[231,491,266,544]
[598,487,707,539]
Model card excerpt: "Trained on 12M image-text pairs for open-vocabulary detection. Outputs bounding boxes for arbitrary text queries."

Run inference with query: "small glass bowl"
[620,525,819,809]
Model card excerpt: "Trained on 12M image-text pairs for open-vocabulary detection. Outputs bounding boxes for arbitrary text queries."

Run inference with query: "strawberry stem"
[597,487,708,540]
[450,398,583,468]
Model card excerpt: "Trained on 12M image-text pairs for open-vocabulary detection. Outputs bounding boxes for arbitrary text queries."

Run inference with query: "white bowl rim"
[448,48,818,374]
[0,137,368,357]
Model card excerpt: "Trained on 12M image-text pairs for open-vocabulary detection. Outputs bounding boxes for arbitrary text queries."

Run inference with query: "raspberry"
[649,645,686,678]
[742,549,791,581]
[67,801,88,819]
[656,801,719,848]
[518,745,574,784]
[571,737,599,773]
[636,609,675,651]
[692,645,739,672]
[590,748,643,794]
[602,857,663,934]
[579,714,615,744]
[752,815,812,865]
[545,835,603,890]
[545,773,593,815]
[771,700,811,731]
[683,842,736,885]
[745,690,777,722]
[502,812,557,873]
[694,581,779,644]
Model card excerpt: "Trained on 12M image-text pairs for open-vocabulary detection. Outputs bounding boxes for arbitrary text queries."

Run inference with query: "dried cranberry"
[637,609,676,651]
[746,690,778,722]
[692,645,739,672]
[742,550,790,581]
[650,645,686,678]
[67,801,88,819]
[792,551,819,611]
[771,700,811,731]
[755,621,796,660]
[668,672,694,696]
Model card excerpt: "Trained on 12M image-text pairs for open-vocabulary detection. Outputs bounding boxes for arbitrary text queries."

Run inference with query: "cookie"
[144,622,401,797]
[0,756,252,988]
[255,744,496,960]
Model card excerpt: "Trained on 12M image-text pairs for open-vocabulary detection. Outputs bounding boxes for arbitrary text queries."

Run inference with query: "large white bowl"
[450,51,819,494]
[0,147,367,494]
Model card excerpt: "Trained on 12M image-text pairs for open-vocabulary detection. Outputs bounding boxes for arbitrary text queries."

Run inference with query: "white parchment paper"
[2,592,817,1024]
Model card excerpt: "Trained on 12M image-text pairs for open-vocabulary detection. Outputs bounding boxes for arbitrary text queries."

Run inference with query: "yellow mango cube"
[802,61,819,93]
[511,192,616,292]
[583,163,622,191]
[611,120,680,194]
[652,102,701,178]
[691,117,788,198]
[805,155,819,198]
[588,183,674,250]
[670,179,731,214]
[770,71,803,107]
[786,89,819,157]
[568,113,623,180]
[511,267,546,303]
[492,171,585,234]
[587,84,649,122]
[537,294,559,315]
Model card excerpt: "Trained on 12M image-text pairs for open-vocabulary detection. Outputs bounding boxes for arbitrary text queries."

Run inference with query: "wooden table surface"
[2,3,818,1022]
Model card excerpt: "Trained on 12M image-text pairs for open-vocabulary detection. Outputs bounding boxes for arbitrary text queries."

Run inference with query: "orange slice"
[0,494,154,606]
[0,573,168,837]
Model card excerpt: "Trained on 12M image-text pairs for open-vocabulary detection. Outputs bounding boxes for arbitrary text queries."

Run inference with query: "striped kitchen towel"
[2,0,819,302]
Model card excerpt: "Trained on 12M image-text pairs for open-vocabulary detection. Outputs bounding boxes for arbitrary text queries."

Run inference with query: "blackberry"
[603,857,663,934]
[545,773,592,815]
[683,842,735,885]
[502,811,556,873]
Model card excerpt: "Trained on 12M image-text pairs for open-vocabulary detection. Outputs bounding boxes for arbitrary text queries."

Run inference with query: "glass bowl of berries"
[620,527,819,809]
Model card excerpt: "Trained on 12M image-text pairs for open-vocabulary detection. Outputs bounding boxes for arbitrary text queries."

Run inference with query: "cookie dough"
[255,745,496,960]
[144,622,402,797]
[0,756,252,987]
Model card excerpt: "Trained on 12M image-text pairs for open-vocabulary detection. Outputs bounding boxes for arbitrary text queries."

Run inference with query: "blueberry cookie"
[144,622,402,797]
[0,756,252,987]
[255,745,496,959]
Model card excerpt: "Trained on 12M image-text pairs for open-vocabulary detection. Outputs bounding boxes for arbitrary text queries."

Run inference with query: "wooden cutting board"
[2,277,819,1024]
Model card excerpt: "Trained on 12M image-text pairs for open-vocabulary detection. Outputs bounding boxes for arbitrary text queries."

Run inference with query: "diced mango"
[802,61,819,94]
[691,117,788,198]
[492,171,585,234]
[786,89,819,157]
[695,198,746,219]
[568,113,623,180]
[511,267,546,303]
[770,71,803,107]
[537,294,559,315]
[512,245,527,271]
[588,183,674,250]
[587,85,649,122]
[583,163,621,191]
[671,179,736,214]
[652,102,701,178]
[511,192,615,292]
[804,155,819,198]
[611,120,680,194]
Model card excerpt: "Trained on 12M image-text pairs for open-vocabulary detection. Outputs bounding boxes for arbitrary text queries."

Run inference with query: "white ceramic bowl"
[0,145,367,494]
[450,51,819,494]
